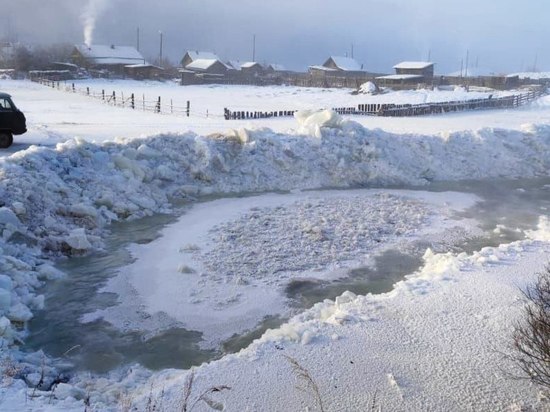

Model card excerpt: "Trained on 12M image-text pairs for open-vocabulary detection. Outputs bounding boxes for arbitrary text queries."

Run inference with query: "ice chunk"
[294,109,343,137]
[65,228,92,251]
[0,207,21,227]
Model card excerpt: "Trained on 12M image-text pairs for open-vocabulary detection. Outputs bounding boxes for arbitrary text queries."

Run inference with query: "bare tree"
[512,265,550,389]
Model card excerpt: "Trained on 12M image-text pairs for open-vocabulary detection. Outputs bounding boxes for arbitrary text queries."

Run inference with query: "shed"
[124,63,164,80]
[393,61,434,80]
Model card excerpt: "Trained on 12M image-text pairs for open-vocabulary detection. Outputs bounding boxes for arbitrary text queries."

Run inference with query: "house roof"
[185,51,220,61]
[327,56,362,71]
[309,65,338,72]
[75,44,145,65]
[241,61,263,69]
[185,58,230,72]
[124,63,164,70]
[268,63,286,71]
[393,61,434,70]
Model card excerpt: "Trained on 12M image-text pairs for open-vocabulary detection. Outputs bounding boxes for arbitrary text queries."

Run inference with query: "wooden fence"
[32,78,216,118]
[224,89,546,120]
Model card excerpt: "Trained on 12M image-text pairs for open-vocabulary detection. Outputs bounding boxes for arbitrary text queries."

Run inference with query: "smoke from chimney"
[81,0,109,46]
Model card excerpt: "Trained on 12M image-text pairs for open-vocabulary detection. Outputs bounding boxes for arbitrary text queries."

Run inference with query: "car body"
[0,92,27,148]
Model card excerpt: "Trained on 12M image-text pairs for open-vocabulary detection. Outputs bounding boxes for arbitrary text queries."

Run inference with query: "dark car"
[0,92,27,148]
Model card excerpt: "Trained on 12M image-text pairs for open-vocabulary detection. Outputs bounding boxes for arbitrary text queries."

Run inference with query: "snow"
[184,51,220,62]
[74,44,146,66]
[508,71,550,80]
[0,79,548,411]
[185,58,221,71]
[393,61,434,70]
[329,56,362,71]
[359,81,377,94]
[90,189,481,348]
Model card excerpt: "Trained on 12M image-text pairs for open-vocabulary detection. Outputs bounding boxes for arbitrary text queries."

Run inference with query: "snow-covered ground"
[0,79,549,411]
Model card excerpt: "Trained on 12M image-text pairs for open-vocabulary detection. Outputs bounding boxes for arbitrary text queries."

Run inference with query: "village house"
[309,56,363,76]
[376,61,434,88]
[72,44,147,76]
[180,51,220,68]
[240,62,265,76]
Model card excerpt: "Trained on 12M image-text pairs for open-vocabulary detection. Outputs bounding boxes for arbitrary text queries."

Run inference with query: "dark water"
[25,178,550,374]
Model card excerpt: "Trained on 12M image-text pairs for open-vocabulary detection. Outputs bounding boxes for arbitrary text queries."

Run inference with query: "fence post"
[156,96,161,113]
[87,87,90,96]
[102,90,105,100]
[186,100,190,117]
[112,91,116,105]
[72,83,75,92]
[171,99,173,114]
[131,93,135,109]
[121,91,124,107]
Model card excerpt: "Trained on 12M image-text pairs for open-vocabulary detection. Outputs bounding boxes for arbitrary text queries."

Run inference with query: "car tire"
[0,132,13,149]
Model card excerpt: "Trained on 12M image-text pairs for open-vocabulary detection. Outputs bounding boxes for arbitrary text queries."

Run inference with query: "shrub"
[512,265,550,389]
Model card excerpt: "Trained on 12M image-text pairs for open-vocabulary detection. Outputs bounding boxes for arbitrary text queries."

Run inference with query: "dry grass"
[284,355,325,412]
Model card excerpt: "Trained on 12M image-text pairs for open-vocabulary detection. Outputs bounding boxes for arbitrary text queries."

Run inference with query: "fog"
[2,0,548,73]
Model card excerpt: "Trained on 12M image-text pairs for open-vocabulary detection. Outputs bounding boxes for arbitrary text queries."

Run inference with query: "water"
[26,178,550,374]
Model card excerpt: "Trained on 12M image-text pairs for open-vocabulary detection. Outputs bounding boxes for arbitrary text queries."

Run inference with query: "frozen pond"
[26,178,550,374]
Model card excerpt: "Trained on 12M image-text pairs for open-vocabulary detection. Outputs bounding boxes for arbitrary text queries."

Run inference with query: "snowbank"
[0,111,549,410]
[0,118,549,346]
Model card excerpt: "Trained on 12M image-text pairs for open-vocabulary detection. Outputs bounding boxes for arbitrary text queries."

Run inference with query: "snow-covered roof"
[185,59,220,71]
[376,74,424,80]
[309,65,338,72]
[124,63,163,70]
[393,61,434,70]
[185,59,231,72]
[507,71,550,80]
[268,63,286,71]
[75,44,145,66]
[241,62,263,69]
[185,51,220,61]
[328,56,362,71]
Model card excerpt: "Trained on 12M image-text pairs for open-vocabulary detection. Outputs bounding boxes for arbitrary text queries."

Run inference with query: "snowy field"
[0,79,549,411]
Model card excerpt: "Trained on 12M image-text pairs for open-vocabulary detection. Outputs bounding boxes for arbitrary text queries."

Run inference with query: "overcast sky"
[2,0,548,74]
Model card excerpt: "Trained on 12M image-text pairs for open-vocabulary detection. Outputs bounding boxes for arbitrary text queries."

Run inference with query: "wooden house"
[181,51,220,68]
[309,56,364,76]
[240,62,265,76]
[393,61,434,79]
[72,44,146,74]
[376,61,434,88]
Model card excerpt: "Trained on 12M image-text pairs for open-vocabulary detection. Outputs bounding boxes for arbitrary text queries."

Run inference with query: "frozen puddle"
[84,189,481,348]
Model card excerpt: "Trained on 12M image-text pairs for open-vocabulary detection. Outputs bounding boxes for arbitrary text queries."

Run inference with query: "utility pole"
[427,49,431,62]
[533,53,538,72]
[137,27,140,52]
[159,30,163,67]
[464,50,469,77]
[351,43,354,59]
[252,34,256,62]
